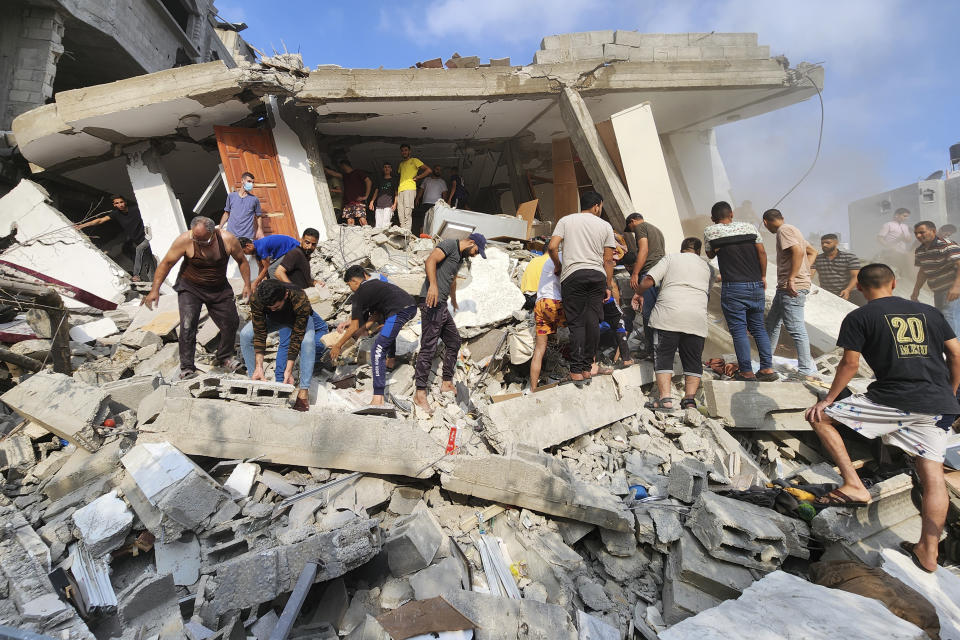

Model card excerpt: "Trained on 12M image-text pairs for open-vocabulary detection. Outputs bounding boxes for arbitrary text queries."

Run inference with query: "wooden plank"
[376,597,476,640]
[515,199,539,239]
[551,137,579,223]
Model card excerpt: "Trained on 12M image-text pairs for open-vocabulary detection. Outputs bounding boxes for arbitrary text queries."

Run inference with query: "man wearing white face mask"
[221,171,265,241]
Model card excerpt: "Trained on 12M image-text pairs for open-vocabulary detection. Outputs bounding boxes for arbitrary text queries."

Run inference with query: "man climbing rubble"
[331,266,417,406]
[240,279,327,412]
[274,227,322,289]
[413,233,486,413]
[75,194,153,281]
[626,212,666,358]
[805,263,960,573]
[239,233,299,288]
[143,216,251,379]
[635,238,714,411]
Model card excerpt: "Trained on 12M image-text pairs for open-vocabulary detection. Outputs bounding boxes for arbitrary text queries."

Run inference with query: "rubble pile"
[0,224,957,639]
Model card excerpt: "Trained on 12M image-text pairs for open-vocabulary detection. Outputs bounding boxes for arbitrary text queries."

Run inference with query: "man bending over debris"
[240,279,327,412]
[635,237,714,411]
[240,234,299,288]
[332,266,417,406]
[276,228,322,290]
[414,233,486,413]
[144,216,251,379]
[805,263,960,573]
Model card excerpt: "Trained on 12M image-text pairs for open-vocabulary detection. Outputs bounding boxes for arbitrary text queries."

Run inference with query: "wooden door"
[214,125,299,238]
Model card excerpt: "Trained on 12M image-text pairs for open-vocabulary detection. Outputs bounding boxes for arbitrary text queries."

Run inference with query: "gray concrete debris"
[184,374,296,406]
[576,576,613,611]
[384,501,444,577]
[577,610,620,640]
[1,372,107,451]
[102,373,162,411]
[408,556,466,600]
[117,572,183,637]
[70,489,133,557]
[669,530,756,600]
[141,397,441,478]
[667,458,709,503]
[440,445,634,532]
[223,461,259,498]
[702,379,819,431]
[155,532,202,586]
[444,589,579,639]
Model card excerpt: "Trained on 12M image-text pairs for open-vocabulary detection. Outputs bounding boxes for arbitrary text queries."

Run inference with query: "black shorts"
[654,329,704,377]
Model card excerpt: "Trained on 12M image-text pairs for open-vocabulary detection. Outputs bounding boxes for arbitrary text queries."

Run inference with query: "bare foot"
[386,357,396,370]
[370,395,385,406]
[440,380,456,393]
[414,389,432,413]
[912,540,940,572]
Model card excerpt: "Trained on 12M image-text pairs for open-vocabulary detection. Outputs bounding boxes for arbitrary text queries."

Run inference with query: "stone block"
[140,397,441,479]
[102,373,161,411]
[613,30,645,47]
[440,445,634,532]
[603,43,632,62]
[71,489,133,557]
[676,46,703,60]
[120,329,163,349]
[653,46,678,61]
[444,590,579,639]
[45,437,129,500]
[384,501,444,577]
[133,342,180,378]
[669,530,755,600]
[569,45,604,61]
[223,462,259,498]
[701,379,818,430]
[667,458,708,503]
[408,556,465,600]
[1,372,107,451]
[627,46,655,61]
[699,45,725,59]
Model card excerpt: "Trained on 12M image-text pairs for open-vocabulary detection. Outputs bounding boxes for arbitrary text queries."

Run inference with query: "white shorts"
[825,393,951,463]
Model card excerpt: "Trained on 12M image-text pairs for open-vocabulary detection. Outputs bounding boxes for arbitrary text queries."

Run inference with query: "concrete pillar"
[1,6,64,129]
[125,141,186,286]
[557,86,632,229]
[269,96,337,240]
[662,129,736,240]
[609,103,685,253]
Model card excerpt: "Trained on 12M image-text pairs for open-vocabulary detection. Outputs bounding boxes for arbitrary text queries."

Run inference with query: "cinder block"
[662,558,722,625]
[699,45,725,59]
[723,45,770,60]
[689,32,758,47]
[669,530,755,600]
[667,458,708,503]
[676,46,703,60]
[603,43,632,62]
[570,30,615,47]
[633,33,690,47]
[654,47,678,61]
[613,30,645,47]
[540,34,571,50]
[569,45,604,61]
[628,47,655,62]
[384,501,443,577]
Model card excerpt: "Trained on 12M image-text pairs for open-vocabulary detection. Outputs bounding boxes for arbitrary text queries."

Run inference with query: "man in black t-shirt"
[76,195,153,280]
[330,266,417,407]
[806,263,960,573]
[368,162,397,229]
[276,228,320,289]
[703,201,777,381]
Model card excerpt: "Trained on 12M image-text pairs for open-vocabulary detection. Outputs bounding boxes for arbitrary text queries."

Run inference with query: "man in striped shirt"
[811,234,863,305]
[911,220,960,334]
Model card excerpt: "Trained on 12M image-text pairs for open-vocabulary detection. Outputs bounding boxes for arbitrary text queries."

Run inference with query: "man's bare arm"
[548,235,562,276]
[76,216,110,230]
[223,231,252,297]
[631,237,649,290]
[275,264,292,284]
[424,247,444,307]
[945,337,960,394]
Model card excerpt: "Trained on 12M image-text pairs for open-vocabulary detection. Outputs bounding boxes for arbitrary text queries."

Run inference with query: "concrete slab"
[439,445,634,532]
[102,373,162,411]
[450,246,525,330]
[702,379,818,430]
[155,532,201,586]
[223,462,259,498]
[71,490,133,558]
[69,318,119,343]
[660,570,928,640]
[880,548,960,640]
[140,397,442,479]
[484,375,634,452]
[1,372,107,451]
[443,589,578,640]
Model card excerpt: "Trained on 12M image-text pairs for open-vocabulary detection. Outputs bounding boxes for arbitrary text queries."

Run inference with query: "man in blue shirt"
[221,171,264,240]
[240,234,300,288]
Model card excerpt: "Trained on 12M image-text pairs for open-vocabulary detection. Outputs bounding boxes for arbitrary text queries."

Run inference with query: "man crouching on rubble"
[143,216,251,379]
[330,266,417,406]
[805,263,960,573]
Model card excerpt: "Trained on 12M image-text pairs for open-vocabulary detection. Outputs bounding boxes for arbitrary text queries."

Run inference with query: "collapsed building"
[0,26,958,640]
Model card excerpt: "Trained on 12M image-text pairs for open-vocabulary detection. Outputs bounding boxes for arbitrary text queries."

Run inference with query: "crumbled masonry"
[0,30,954,640]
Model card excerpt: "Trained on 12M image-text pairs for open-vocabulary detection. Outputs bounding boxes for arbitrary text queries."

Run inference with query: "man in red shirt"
[325,159,372,226]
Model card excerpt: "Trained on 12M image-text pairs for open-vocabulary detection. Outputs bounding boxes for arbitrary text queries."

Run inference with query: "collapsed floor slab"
[439,445,634,532]
[701,379,819,431]
[140,397,442,479]
[1,372,108,451]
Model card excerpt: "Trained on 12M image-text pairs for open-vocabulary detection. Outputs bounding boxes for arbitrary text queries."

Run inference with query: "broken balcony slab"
[140,397,442,479]
[44,437,130,501]
[880,547,960,640]
[439,445,634,532]
[0,180,128,309]
[71,489,134,558]
[1,372,108,451]
[102,373,162,411]
[659,570,929,640]
[701,379,819,430]
[484,375,634,452]
[201,516,382,622]
[443,589,578,640]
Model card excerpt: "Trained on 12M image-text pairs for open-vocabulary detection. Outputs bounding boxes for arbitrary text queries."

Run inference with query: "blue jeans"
[765,288,814,375]
[934,290,960,336]
[239,312,328,389]
[373,305,417,396]
[720,281,773,372]
[640,275,658,351]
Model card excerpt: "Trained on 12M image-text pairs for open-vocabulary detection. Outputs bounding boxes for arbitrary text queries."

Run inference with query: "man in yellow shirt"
[397,143,431,232]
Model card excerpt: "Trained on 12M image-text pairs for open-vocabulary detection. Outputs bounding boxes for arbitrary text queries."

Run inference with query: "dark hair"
[762,208,783,222]
[400,143,411,150]
[383,161,393,167]
[940,224,957,235]
[857,263,895,289]
[624,213,644,227]
[343,265,367,282]
[710,201,732,222]
[257,279,286,305]
[241,172,255,181]
[914,220,936,232]
[111,194,126,203]
[580,191,603,211]
[303,228,320,239]
[238,236,254,248]
[337,158,352,168]
[894,207,910,216]
[820,233,838,242]
[680,237,702,254]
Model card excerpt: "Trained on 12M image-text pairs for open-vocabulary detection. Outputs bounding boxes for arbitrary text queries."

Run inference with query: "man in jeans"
[762,208,819,380]
[240,279,328,412]
[413,233,485,413]
[547,191,617,386]
[626,213,665,357]
[911,220,960,334]
[704,202,777,381]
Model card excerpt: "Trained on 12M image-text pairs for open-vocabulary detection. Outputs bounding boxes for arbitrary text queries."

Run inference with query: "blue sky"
[217,0,959,238]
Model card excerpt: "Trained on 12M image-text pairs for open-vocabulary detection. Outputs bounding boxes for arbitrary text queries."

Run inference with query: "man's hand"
[283,370,295,386]
[336,320,349,332]
[241,284,251,301]
[786,277,799,297]
[426,284,439,307]
[760,278,766,289]
[368,201,374,211]
[948,286,960,303]
[254,228,265,240]
[554,262,562,277]
[840,289,852,300]
[910,292,920,302]
[391,203,397,211]
[451,297,459,311]
[630,272,640,291]
[631,294,642,311]
[329,344,341,362]
[251,366,266,381]
[142,290,160,310]
[805,400,832,424]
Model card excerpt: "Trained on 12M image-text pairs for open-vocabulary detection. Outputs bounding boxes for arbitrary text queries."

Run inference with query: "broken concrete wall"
[1,372,108,451]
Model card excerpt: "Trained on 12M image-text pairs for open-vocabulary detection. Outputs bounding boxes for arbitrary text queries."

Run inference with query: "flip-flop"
[898,541,937,574]
[559,376,586,389]
[815,488,871,508]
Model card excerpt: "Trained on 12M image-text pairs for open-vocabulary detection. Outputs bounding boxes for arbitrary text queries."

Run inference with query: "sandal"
[815,488,871,508]
[644,397,678,413]
[731,372,759,382]
[756,371,780,382]
[898,541,937,574]
[680,398,697,410]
